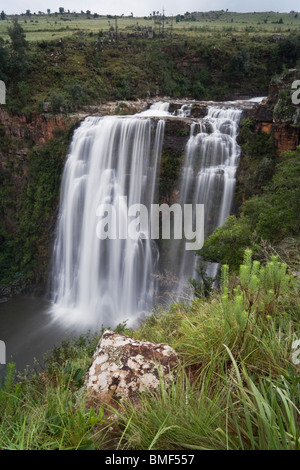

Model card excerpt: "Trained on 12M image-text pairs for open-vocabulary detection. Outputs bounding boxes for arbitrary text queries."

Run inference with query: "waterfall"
[169,106,242,295]
[51,114,165,328]
[50,101,244,328]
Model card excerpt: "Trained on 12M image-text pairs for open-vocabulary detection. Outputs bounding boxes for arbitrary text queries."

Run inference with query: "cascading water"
[167,106,242,295]
[51,113,165,328]
[50,100,245,328]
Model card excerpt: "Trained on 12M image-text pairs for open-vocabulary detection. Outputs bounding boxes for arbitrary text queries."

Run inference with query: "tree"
[115,16,118,43]
[227,49,250,77]
[50,92,68,114]
[0,11,6,20]
[47,9,51,15]
[68,83,86,108]
[0,37,8,81]
[7,19,29,82]
[200,215,254,270]
[59,7,64,14]
[7,18,28,52]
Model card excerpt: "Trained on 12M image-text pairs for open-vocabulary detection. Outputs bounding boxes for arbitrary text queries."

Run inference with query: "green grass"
[1,11,300,42]
[0,333,112,450]
[114,361,299,450]
[0,250,299,450]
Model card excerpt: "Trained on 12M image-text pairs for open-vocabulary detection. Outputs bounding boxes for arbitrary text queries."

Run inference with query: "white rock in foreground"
[85,330,179,402]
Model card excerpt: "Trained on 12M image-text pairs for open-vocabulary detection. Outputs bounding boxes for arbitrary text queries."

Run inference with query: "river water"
[0,296,95,375]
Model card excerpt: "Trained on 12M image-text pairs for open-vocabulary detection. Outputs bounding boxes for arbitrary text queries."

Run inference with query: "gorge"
[0,91,297,370]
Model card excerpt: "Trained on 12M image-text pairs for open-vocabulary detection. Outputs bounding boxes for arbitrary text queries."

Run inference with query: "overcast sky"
[2,1,300,16]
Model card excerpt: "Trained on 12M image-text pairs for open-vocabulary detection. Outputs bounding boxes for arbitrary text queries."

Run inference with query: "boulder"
[85,330,179,403]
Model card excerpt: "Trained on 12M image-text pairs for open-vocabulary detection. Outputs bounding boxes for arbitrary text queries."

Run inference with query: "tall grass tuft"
[115,352,299,450]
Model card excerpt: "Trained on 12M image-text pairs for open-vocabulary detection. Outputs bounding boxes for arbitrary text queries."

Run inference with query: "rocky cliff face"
[248,69,300,155]
[0,108,70,145]
[273,125,300,155]
[0,107,79,297]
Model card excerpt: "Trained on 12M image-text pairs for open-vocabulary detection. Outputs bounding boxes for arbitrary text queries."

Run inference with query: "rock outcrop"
[0,107,70,144]
[85,330,179,403]
[248,69,300,155]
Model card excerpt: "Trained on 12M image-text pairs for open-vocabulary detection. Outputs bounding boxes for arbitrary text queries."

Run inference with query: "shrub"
[49,92,69,114]
[200,215,255,270]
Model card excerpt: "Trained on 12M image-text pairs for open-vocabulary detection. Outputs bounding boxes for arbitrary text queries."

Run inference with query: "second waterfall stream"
[50,101,243,328]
